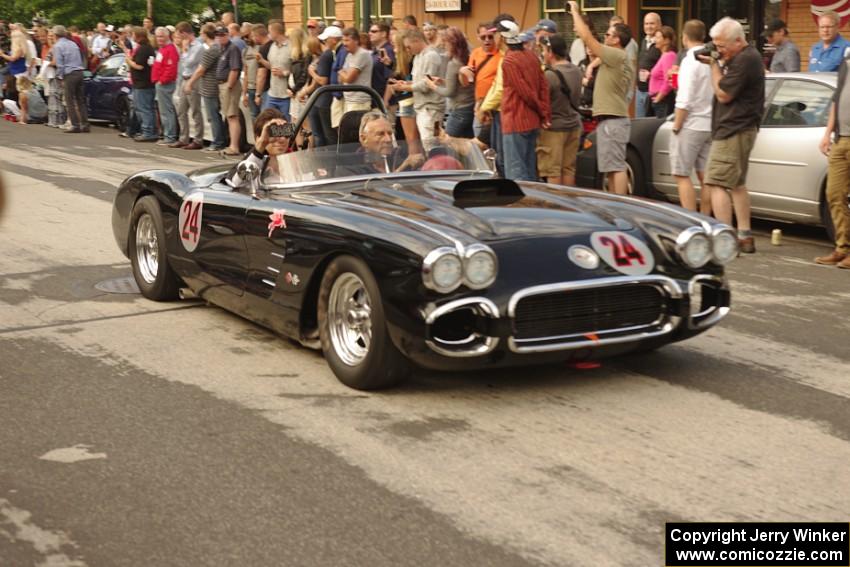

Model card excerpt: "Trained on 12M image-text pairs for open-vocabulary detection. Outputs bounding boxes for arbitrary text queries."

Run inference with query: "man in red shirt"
[499,21,550,181]
[152,26,179,145]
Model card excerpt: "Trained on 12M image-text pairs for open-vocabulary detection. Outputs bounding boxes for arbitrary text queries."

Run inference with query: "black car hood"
[283,177,698,243]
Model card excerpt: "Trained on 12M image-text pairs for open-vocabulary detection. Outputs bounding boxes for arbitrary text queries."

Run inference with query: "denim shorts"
[397,99,415,118]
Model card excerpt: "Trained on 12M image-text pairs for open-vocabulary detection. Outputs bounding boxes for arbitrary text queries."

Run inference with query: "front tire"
[115,97,130,132]
[318,255,410,390]
[128,196,180,301]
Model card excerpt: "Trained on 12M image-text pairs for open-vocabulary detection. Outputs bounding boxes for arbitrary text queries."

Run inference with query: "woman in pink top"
[648,26,678,118]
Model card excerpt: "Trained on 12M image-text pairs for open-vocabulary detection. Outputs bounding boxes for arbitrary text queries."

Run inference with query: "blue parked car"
[84,53,131,131]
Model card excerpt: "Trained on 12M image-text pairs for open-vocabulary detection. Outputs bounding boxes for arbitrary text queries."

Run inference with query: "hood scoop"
[452,178,525,208]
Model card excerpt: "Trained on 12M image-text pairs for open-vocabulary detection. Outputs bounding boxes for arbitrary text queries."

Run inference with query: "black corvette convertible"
[111,86,738,390]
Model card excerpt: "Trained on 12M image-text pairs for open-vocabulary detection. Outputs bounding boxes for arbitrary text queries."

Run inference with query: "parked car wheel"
[601,147,648,197]
[318,255,410,390]
[115,97,130,132]
[129,196,181,301]
[820,188,837,243]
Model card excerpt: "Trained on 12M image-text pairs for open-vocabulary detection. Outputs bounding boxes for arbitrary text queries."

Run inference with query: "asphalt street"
[1,119,849,567]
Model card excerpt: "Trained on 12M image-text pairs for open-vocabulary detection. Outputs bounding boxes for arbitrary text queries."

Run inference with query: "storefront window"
[697,0,752,37]
[365,0,393,24]
[543,0,616,46]
[308,0,336,20]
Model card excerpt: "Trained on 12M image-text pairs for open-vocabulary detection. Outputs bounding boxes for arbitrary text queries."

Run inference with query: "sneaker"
[134,136,158,143]
[738,236,756,254]
[203,146,223,152]
[814,250,848,265]
[63,128,82,133]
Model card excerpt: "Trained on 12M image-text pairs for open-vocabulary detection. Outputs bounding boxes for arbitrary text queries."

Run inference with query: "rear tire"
[600,147,648,197]
[625,147,648,197]
[128,196,181,301]
[318,255,410,390]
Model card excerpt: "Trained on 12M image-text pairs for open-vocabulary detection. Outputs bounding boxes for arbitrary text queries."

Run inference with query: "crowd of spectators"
[1,8,849,258]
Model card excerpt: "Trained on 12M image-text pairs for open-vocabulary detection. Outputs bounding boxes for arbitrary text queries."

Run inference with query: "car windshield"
[264,141,491,187]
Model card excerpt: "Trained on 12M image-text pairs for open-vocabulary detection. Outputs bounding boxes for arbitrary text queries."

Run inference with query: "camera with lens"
[694,42,720,62]
[268,123,295,138]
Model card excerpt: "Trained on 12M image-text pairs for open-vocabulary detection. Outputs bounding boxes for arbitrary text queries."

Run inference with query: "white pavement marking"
[39,445,107,463]
[3,164,850,565]
[0,499,88,567]
[1,142,215,188]
[679,327,850,399]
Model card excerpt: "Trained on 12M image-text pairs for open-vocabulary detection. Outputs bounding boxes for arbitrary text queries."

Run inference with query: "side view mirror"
[483,148,498,174]
[236,159,262,198]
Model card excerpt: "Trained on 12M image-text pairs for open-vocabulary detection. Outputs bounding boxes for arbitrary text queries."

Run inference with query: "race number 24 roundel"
[589,231,654,276]
[179,193,204,252]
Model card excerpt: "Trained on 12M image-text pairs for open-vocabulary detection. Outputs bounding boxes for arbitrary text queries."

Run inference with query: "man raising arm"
[569,0,634,195]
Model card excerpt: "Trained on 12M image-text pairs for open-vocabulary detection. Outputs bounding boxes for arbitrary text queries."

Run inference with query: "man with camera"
[697,17,764,253]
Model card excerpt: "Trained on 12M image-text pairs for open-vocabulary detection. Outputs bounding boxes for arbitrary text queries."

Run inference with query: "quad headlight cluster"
[675,225,739,268]
[422,244,498,293]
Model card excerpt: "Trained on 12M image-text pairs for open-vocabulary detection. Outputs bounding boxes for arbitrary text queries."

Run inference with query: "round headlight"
[423,247,463,293]
[677,228,712,268]
[464,245,498,289]
[712,229,739,265]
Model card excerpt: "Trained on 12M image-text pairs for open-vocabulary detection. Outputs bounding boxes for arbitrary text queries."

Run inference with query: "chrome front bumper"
[422,275,729,358]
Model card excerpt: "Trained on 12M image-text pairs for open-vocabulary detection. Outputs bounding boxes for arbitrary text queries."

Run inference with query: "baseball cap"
[105,24,114,32]
[499,20,521,44]
[535,18,557,34]
[318,25,343,41]
[214,25,228,36]
[307,18,318,28]
[763,18,788,37]
[423,21,437,31]
[519,29,535,43]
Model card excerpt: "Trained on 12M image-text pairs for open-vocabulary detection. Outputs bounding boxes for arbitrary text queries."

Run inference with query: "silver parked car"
[576,72,838,239]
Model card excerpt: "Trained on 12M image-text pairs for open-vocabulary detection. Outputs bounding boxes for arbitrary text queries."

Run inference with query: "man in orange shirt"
[462,22,501,136]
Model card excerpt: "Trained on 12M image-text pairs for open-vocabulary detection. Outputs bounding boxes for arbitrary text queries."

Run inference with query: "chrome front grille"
[507,276,682,353]
[513,285,666,340]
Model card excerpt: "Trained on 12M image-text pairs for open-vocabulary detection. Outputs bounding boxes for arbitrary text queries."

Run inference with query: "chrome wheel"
[327,273,372,366]
[135,213,159,284]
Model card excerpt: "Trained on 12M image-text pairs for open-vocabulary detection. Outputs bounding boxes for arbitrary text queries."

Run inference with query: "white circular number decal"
[178,193,204,252]
[589,231,654,276]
